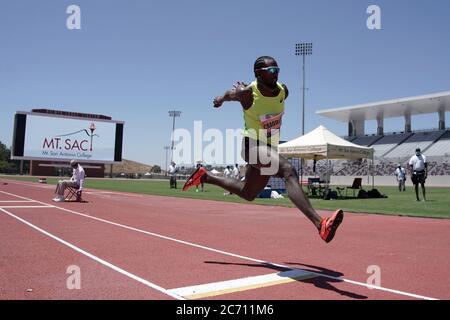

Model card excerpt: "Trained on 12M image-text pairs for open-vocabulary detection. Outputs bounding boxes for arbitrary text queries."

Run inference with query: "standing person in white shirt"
[169,161,178,189]
[408,148,428,201]
[53,160,85,202]
[394,164,406,192]
[232,163,240,180]
[224,166,232,178]
[223,166,233,195]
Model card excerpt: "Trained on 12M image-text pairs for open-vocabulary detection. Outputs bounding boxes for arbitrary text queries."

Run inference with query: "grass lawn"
[2,175,449,219]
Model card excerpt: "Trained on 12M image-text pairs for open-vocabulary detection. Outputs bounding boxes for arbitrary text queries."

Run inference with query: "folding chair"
[307,178,321,197]
[65,186,82,202]
[337,178,362,198]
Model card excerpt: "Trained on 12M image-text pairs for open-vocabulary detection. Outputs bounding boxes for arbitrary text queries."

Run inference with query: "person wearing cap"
[168,161,178,189]
[394,164,406,192]
[53,160,85,202]
[408,148,428,201]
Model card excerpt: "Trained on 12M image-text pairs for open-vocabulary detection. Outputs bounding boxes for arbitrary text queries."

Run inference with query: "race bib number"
[259,112,284,137]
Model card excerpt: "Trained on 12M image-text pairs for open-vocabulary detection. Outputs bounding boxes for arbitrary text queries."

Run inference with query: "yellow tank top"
[242,80,285,146]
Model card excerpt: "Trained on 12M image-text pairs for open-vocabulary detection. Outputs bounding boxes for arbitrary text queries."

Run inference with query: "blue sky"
[1,0,449,167]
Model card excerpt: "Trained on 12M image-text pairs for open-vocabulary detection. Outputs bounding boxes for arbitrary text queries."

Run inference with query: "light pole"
[295,43,313,136]
[164,145,170,176]
[295,43,313,185]
[168,110,181,162]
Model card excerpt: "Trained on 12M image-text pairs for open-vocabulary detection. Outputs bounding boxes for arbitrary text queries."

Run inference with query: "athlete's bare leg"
[204,165,270,202]
[204,141,322,230]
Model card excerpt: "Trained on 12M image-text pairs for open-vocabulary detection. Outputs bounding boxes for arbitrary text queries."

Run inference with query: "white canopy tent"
[278,125,374,187]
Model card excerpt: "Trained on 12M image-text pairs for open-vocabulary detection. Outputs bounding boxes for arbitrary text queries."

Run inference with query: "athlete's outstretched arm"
[213,82,253,109]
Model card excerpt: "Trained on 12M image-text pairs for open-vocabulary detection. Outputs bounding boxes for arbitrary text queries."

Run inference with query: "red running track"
[0,179,449,300]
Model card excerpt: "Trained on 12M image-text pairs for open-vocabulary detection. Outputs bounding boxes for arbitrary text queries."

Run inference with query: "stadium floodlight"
[295,43,313,56]
[295,43,313,185]
[295,43,313,136]
[168,110,181,162]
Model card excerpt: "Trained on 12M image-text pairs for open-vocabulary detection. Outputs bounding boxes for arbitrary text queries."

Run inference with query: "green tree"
[0,142,10,161]
[151,165,161,173]
[0,141,19,174]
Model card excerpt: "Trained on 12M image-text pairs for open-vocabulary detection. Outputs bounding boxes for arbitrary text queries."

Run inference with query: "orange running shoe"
[182,167,207,191]
[319,209,344,243]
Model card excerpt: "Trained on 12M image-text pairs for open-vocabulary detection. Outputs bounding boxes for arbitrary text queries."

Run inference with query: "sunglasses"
[256,66,280,74]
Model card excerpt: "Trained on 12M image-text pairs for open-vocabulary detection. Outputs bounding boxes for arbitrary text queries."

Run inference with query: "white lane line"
[0,206,53,209]
[3,180,144,198]
[0,200,35,203]
[168,269,318,299]
[0,191,47,201]
[0,190,439,300]
[1,179,143,198]
[1,180,54,190]
[0,207,183,300]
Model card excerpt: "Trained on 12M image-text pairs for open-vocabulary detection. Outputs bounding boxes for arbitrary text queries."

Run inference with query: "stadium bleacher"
[370,132,413,158]
[316,90,450,178]
[267,129,450,192]
[428,161,450,175]
[350,135,383,147]
[423,131,450,157]
[383,131,446,159]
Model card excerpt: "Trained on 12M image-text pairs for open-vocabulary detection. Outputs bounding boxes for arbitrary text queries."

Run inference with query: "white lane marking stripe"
[0,200,35,203]
[168,269,316,298]
[0,207,183,300]
[0,180,54,189]
[0,206,53,209]
[1,179,144,198]
[0,191,45,201]
[76,190,144,198]
[0,190,439,300]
